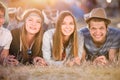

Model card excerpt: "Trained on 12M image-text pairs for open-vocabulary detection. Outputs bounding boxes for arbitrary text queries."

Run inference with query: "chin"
[64,34,72,36]
[94,39,103,43]
[29,32,37,35]
[64,32,73,35]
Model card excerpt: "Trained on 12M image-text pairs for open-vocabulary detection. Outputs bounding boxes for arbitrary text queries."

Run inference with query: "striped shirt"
[79,27,120,60]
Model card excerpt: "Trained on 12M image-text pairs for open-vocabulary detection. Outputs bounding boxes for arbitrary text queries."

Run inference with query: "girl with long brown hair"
[6,8,47,66]
[42,11,84,66]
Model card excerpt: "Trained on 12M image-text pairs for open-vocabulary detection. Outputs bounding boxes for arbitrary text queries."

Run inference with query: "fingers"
[4,55,19,66]
[68,61,74,67]
[93,56,108,65]
[65,57,81,66]
[33,57,47,66]
[65,60,74,67]
[6,58,19,66]
[74,57,81,65]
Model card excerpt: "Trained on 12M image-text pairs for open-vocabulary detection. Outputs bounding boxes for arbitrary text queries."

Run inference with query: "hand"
[93,56,108,65]
[74,57,81,65]
[33,57,47,66]
[6,55,19,66]
[65,57,81,67]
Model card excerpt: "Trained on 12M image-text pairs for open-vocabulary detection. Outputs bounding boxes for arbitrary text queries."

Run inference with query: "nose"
[65,24,70,29]
[95,29,101,35]
[31,21,36,26]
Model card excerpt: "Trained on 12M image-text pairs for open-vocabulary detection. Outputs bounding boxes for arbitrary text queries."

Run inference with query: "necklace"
[27,48,32,55]
[20,36,34,56]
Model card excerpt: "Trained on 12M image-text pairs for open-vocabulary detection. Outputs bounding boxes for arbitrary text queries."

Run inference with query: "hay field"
[0,59,120,80]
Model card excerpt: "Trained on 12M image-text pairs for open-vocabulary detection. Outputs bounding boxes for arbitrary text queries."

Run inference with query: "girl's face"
[25,13,42,35]
[61,15,75,37]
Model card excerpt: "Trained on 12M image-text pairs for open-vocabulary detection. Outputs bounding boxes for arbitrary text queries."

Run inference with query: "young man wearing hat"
[79,8,120,65]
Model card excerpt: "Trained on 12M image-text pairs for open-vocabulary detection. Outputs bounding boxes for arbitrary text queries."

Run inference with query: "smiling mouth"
[95,36,101,38]
[30,27,36,30]
[65,29,72,32]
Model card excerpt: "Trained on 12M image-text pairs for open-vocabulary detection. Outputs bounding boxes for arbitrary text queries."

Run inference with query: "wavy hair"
[20,8,44,60]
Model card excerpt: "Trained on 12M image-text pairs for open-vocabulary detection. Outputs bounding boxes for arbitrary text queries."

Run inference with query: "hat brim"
[86,17,111,24]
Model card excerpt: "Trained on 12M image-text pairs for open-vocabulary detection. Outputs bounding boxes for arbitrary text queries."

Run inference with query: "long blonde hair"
[52,11,78,60]
[20,8,44,60]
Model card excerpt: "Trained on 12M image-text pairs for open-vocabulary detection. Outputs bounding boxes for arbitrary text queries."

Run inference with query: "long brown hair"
[20,8,44,60]
[52,11,78,60]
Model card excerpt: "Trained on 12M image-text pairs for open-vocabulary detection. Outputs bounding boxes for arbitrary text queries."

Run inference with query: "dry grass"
[0,60,120,80]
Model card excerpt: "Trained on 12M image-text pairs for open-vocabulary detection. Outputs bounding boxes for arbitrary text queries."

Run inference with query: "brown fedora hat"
[84,8,111,24]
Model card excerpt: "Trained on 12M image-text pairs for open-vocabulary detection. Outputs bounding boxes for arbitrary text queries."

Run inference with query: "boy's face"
[0,10,5,27]
[89,20,107,44]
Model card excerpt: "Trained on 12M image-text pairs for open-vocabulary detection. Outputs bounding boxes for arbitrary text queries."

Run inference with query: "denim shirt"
[42,29,84,66]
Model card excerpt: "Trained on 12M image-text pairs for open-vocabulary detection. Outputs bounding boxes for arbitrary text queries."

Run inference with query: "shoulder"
[1,27,12,37]
[2,27,10,33]
[11,28,21,41]
[11,28,21,37]
[79,27,89,34]
[108,27,120,38]
[107,27,120,45]
[108,27,120,33]
[78,27,90,38]
[77,30,84,39]
[44,29,55,37]
[11,28,20,34]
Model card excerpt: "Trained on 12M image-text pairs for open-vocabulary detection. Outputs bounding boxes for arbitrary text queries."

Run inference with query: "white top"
[42,29,84,66]
[0,26,12,49]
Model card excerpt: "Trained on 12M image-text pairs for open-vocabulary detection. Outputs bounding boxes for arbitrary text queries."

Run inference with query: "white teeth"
[65,29,71,32]
[30,27,36,30]
[94,36,102,39]
[65,30,70,33]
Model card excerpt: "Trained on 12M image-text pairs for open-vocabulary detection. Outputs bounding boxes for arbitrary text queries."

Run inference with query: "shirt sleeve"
[42,30,63,66]
[77,31,84,59]
[110,31,120,49]
[4,31,12,49]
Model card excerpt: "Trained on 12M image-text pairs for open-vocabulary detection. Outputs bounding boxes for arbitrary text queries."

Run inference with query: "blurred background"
[0,1,120,79]
[1,0,120,28]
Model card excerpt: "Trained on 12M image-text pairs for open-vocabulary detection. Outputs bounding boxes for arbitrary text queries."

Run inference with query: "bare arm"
[109,48,119,62]
[0,49,9,59]
[93,48,119,65]
[81,49,86,62]
[0,49,9,64]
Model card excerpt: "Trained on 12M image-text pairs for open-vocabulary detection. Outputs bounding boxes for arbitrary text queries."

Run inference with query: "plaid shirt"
[79,27,120,60]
